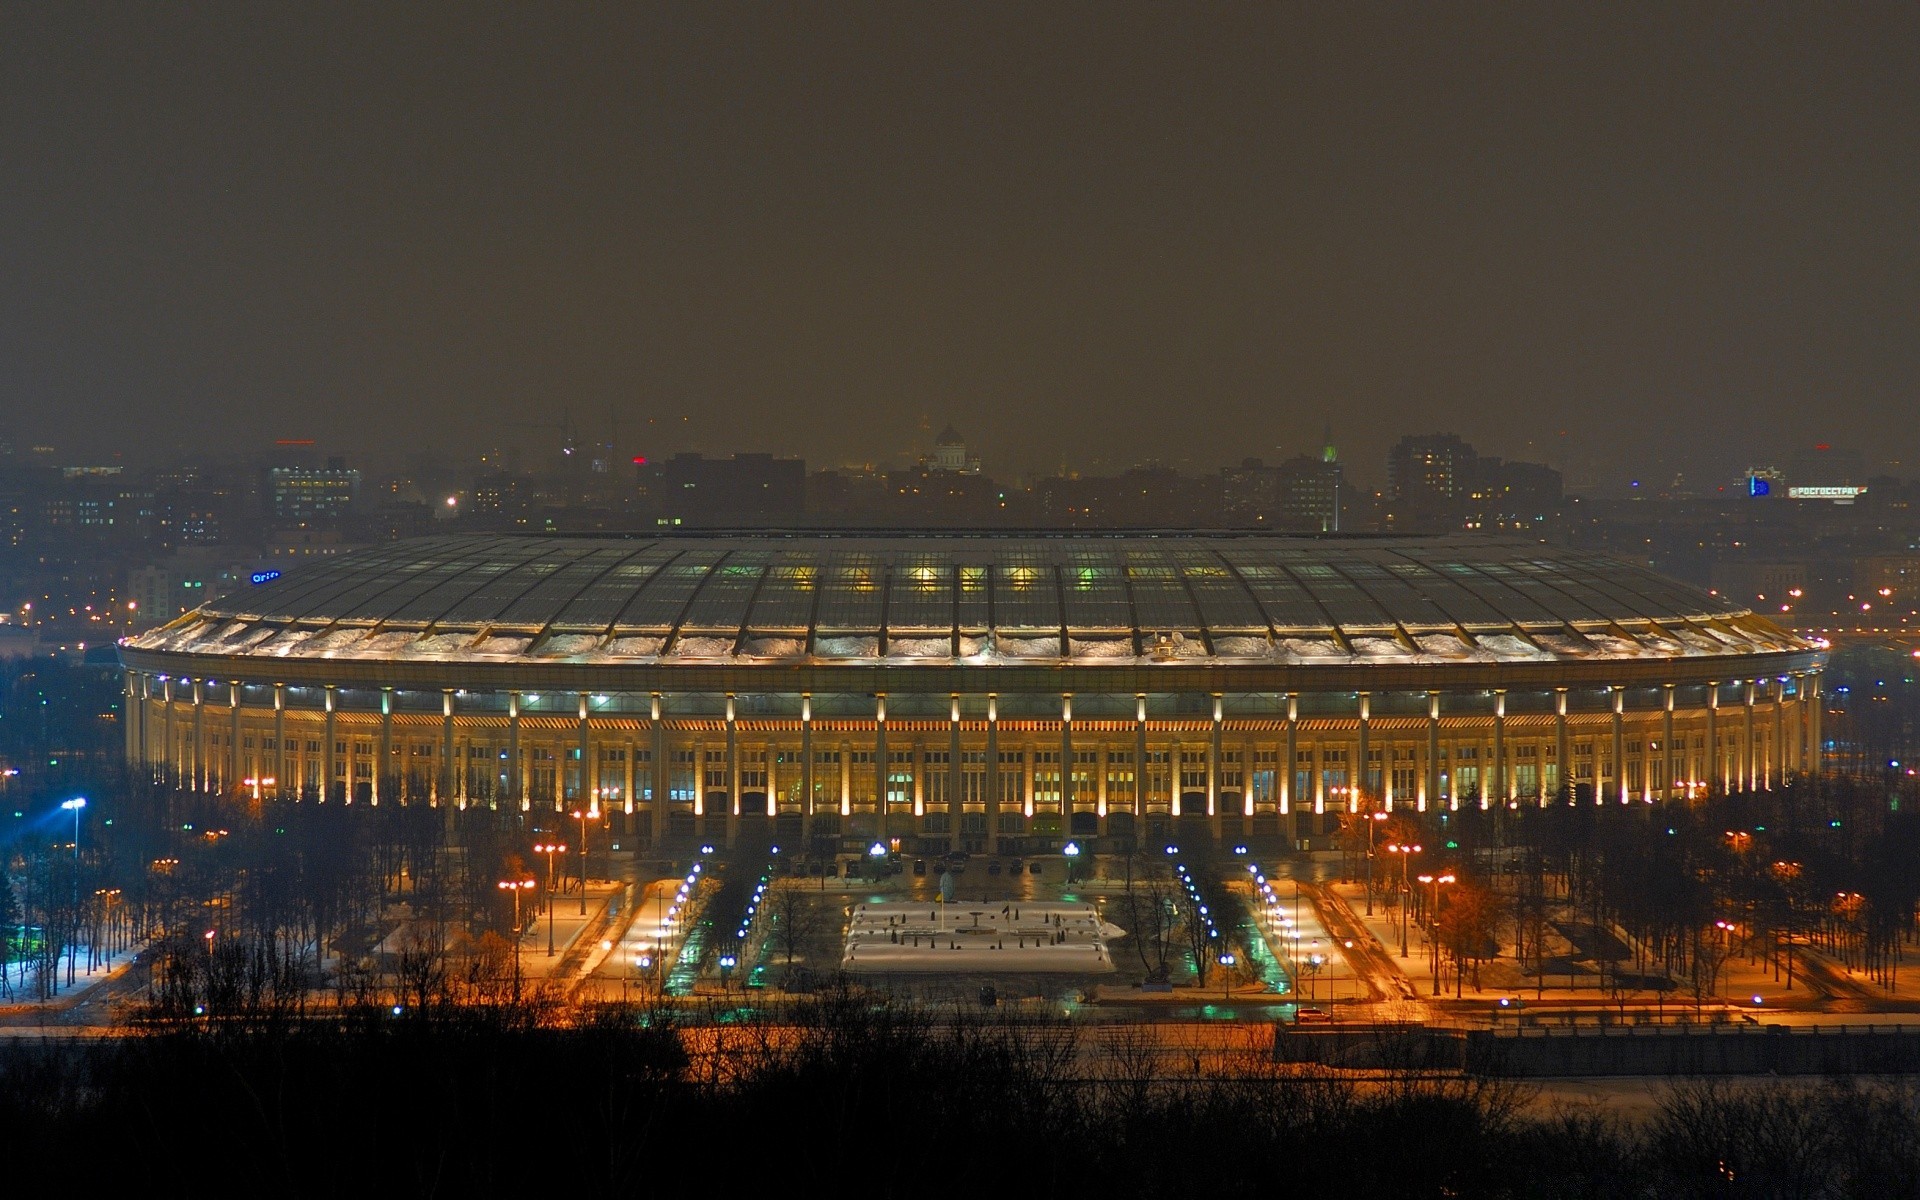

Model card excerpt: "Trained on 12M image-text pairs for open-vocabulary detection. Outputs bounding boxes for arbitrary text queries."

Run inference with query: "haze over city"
[5,4,1918,484]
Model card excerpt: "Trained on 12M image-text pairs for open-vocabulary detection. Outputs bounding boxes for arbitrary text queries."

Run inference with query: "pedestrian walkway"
[517,881,623,979]
[0,943,144,1010]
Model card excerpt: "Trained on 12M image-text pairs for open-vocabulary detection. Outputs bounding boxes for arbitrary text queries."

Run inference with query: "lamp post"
[570,809,595,914]
[1385,841,1422,957]
[1217,952,1236,1003]
[498,878,534,1000]
[1417,871,1456,996]
[1364,810,1387,914]
[533,841,566,955]
[1063,841,1080,885]
[60,797,87,943]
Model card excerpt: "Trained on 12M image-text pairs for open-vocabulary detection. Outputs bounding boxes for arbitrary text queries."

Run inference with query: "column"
[1611,689,1627,804]
[274,684,287,799]
[377,687,393,805]
[1284,693,1299,839]
[1355,691,1370,813]
[1022,736,1035,821]
[163,677,177,784]
[506,691,522,810]
[1313,739,1326,815]
[726,694,741,847]
[624,735,637,817]
[123,674,139,764]
[192,678,207,792]
[1769,679,1783,789]
[322,684,337,803]
[1097,744,1110,831]
[578,693,593,812]
[800,693,814,845]
[1705,684,1720,797]
[1744,680,1758,793]
[1553,688,1569,806]
[650,693,667,846]
[1062,694,1075,833]
[1135,694,1148,825]
[766,736,779,820]
[948,694,963,841]
[1208,693,1223,836]
[874,694,888,844]
[134,674,150,771]
[1243,735,1256,820]
[1426,692,1441,814]
[230,682,244,797]
[440,691,456,806]
[1491,690,1506,807]
[987,694,1001,837]
[1169,737,1182,819]
[1808,671,1824,791]
[1663,685,1676,801]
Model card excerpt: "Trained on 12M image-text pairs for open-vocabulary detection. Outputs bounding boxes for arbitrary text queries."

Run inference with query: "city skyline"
[6,5,1917,481]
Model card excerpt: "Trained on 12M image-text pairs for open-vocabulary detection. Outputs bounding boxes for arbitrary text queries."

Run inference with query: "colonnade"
[123,670,1826,850]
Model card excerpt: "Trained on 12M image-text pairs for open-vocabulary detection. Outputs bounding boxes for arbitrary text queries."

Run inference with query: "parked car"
[1293,1007,1333,1024]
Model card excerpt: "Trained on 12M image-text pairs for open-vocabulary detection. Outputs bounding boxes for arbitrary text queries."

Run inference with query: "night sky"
[4,4,1916,486]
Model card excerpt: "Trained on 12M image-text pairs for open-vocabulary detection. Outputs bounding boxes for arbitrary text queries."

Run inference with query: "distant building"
[1463,457,1563,531]
[929,426,981,474]
[1221,454,1343,532]
[1390,433,1475,507]
[634,453,806,526]
[267,457,361,522]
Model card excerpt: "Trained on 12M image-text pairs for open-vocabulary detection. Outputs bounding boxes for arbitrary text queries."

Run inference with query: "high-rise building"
[267,457,361,522]
[1389,433,1476,506]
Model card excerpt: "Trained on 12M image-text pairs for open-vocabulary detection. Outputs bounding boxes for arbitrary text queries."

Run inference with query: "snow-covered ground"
[0,945,136,1006]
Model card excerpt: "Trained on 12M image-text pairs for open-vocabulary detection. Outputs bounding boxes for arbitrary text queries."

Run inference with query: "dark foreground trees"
[4,997,1919,1199]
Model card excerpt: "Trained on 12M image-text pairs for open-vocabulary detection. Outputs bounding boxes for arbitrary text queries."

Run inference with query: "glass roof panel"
[1283,562,1393,627]
[1437,561,1560,624]
[1060,549,1134,629]
[613,551,729,630]
[744,559,820,631]
[487,547,648,628]
[676,555,766,632]
[1125,549,1203,630]
[813,552,886,630]
[385,542,559,624]
[954,560,992,629]
[1375,553,1510,625]
[991,550,1061,629]
[236,539,433,619]
[885,555,955,630]
[1329,560,1455,628]
[547,544,677,629]
[1178,549,1268,630]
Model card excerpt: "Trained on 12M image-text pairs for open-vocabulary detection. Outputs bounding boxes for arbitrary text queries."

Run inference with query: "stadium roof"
[128,532,1809,668]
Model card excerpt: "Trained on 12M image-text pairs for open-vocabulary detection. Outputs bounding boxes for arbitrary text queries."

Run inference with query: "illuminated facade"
[117,533,1826,852]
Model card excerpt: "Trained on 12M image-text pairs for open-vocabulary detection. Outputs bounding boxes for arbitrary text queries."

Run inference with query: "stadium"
[117,532,1825,853]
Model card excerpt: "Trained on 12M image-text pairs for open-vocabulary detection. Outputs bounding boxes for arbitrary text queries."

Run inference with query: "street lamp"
[533,841,567,955]
[1217,951,1236,1003]
[1063,841,1080,885]
[498,878,535,1001]
[1385,841,1422,957]
[1364,810,1387,914]
[60,798,86,915]
[1417,871,1456,996]
[570,809,596,914]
